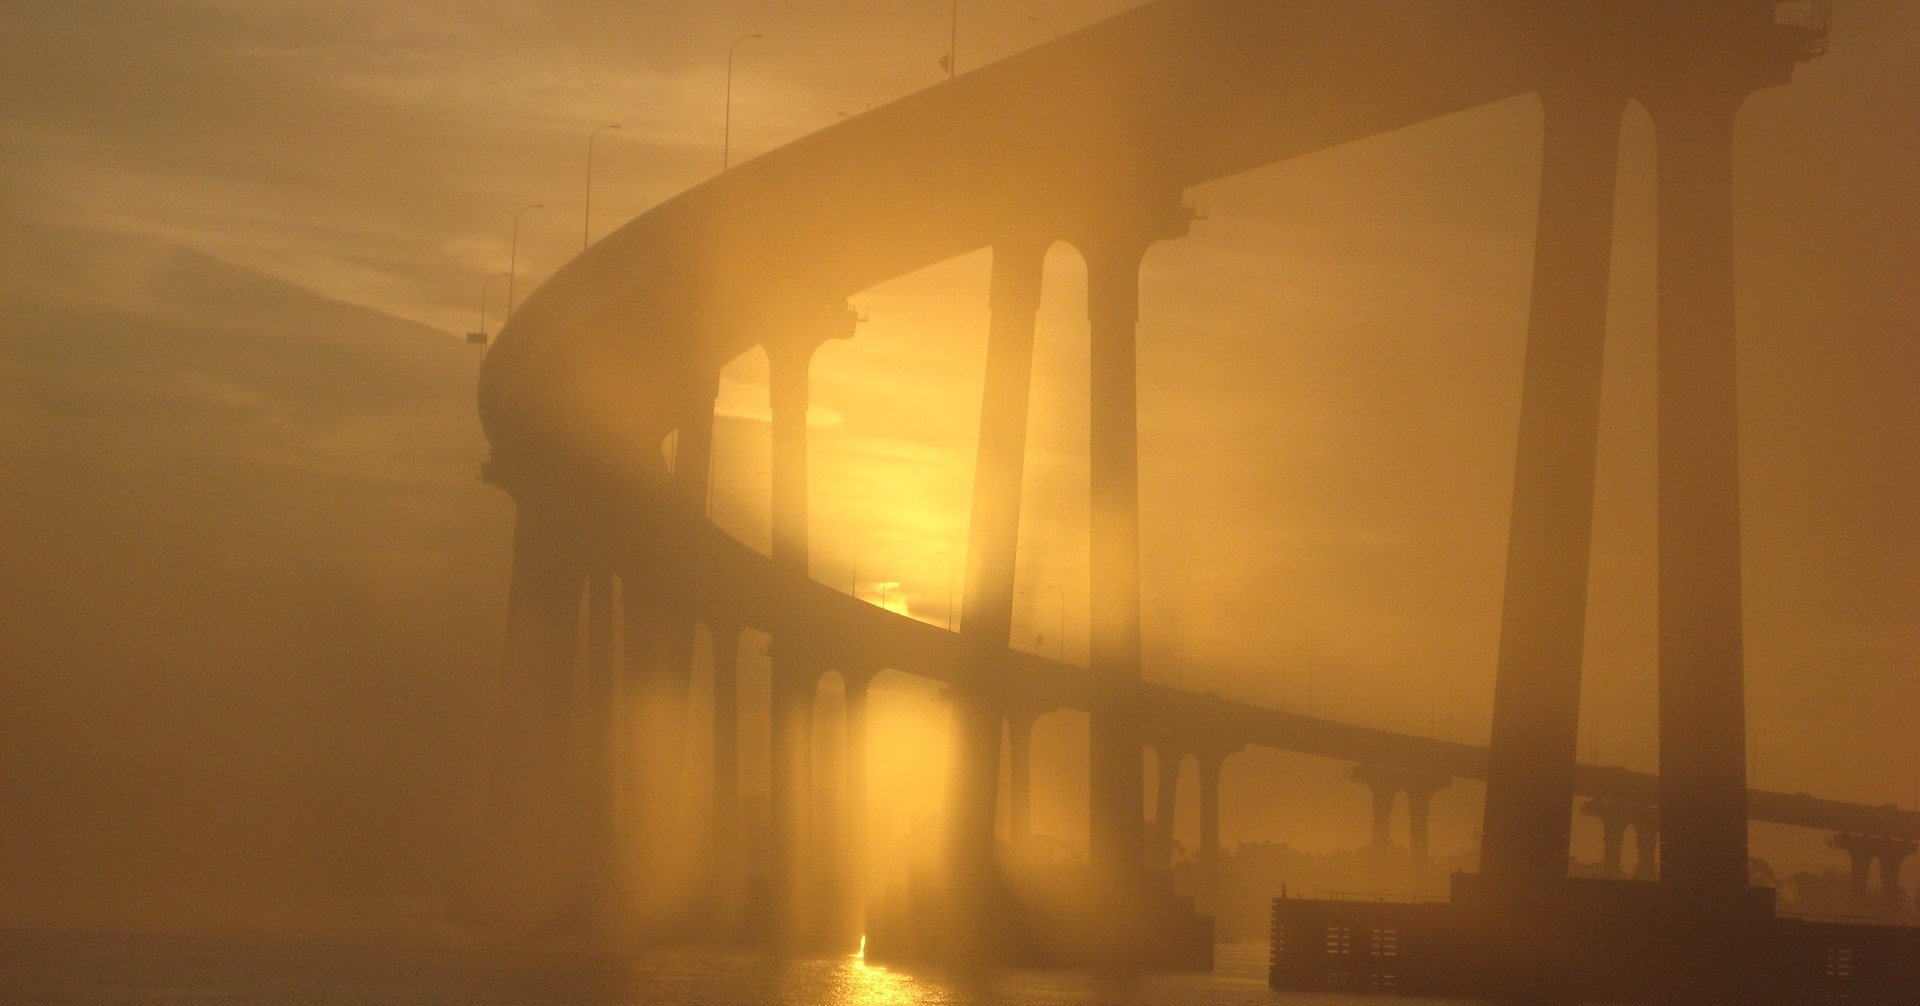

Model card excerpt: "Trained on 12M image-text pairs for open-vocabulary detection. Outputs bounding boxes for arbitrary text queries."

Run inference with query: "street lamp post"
[946,1,958,78]
[468,271,509,345]
[834,512,869,599]
[507,203,544,318]
[723,33,764,172]
[583,123,621,249]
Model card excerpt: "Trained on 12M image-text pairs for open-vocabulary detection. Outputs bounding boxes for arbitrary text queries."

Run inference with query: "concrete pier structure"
[1831,832,1917,914]
[1193,744,1235,914]
[1478,77,1626,891]
[466,1,1920,995]
[947,239,1048,949]
[1005,708,1039,852]
[1082,224,1152,896]
[1352,764,1451,861]
[1585,799,1661,881]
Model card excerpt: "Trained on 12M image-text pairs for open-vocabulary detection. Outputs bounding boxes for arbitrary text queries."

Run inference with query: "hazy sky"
[2,1,1917,930]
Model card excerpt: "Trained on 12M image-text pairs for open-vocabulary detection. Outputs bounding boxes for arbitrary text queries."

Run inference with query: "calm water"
[0,930,1512,1005]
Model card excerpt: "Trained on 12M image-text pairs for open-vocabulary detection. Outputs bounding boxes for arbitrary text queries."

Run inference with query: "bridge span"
[467,0,1907,993]
[648,500,1920,855]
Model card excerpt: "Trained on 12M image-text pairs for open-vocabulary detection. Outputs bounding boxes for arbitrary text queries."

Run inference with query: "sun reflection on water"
[830,944,918,1006]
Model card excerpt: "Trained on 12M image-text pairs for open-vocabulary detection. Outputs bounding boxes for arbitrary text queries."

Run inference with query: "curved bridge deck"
[467,0,1882,956]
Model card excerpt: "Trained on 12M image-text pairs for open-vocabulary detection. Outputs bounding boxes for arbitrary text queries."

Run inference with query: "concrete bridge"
[471,0,1887,975]
[477,488,1920,920]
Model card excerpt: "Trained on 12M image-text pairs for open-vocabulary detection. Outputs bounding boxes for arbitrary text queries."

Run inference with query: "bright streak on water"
[0,929,1571,1004]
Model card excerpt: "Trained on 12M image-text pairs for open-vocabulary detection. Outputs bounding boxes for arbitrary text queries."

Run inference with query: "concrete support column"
[707,623,744,932]
[480,498,588,930]
[1850,850,1874,894]
[617,566,692,939]
[1631,816,1660,881]
[1833,834,1876,898]
[949,239,1048,922]
[1196,749,1228,913]
[1879,841,1916,904]
[763,656,817,946]
[768,346,812,579]
[1406,781,1443,862]
[767,343,815,947]
[1582,799,1650,878]
[1647,79,1755,902]
[844,672,871,937]
[1151,744,1183,871]
[1480,81,1627,888]
[1601,816,1628,878]
[1351,765,1446,857]
[1007,710,1037,852]
[1369,783,1397,852]
[645,383,718,799]
[581,570,622,930]
[1084,228,1156,888]
[653,381,718,695]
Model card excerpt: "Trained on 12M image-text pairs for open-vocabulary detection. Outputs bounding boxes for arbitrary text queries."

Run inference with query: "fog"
[2,1,1917,955]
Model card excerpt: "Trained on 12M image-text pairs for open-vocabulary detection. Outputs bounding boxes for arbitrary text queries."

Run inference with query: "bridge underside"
[464,0,1888,992]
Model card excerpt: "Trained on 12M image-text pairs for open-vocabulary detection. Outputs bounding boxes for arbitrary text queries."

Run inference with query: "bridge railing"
[1780,910,1905,927]
[1309,891,1448,905]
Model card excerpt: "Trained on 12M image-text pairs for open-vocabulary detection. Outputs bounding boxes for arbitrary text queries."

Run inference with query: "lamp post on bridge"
[468,271,508,346]
[941,1,958,78]
[723,33,764,172]
[506,203,544,319]
[833,511,874,601]
[583,123,621,249]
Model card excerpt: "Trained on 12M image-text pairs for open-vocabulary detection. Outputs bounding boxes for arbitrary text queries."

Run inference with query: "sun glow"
[863,581,915,619]
[837,939,916,1006]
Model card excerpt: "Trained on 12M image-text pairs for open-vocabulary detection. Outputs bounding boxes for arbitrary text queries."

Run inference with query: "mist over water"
[2,1,1918,1004]
[7,932,1523,1006]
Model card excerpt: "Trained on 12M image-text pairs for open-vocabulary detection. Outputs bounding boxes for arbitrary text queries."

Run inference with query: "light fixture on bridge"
[470,271,509,348]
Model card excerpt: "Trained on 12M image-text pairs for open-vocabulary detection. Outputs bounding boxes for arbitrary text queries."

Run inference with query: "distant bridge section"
[660,505,1920,844]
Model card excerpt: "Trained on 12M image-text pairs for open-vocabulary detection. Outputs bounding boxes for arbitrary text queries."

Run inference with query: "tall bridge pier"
[1469,14,1796,998]
[944,239,1046,955]
[467,0,1919,997]
[1270,6,1920,1003]
[1079,197,1194,942]
[1586,799,1662,881]
[1352,764,1451,861]
[1830,833,1917,915]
